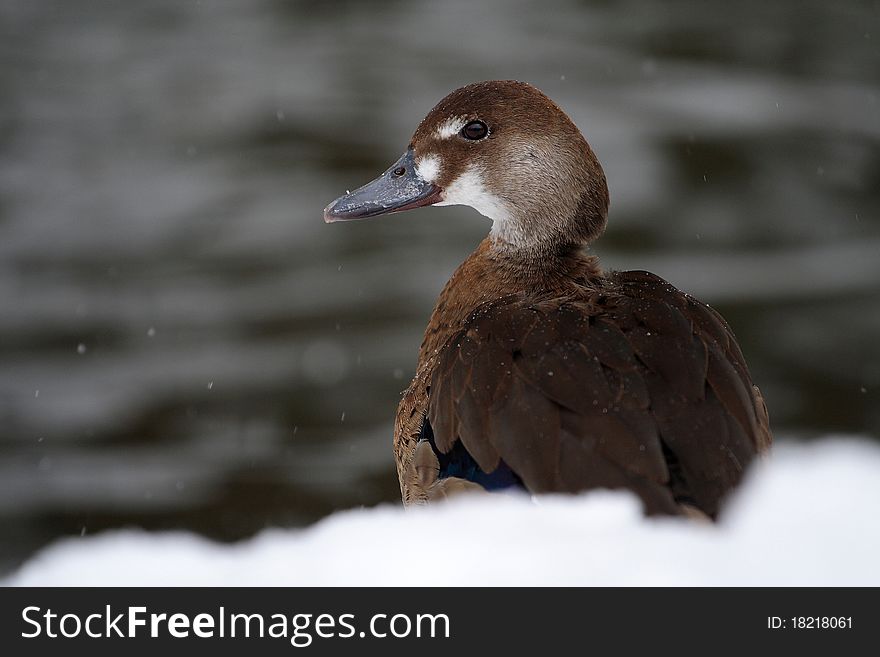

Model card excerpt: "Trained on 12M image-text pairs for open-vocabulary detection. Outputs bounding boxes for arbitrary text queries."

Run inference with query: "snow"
[6,438,880,586]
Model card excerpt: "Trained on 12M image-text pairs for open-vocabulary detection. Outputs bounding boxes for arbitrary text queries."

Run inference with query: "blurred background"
[0,0,877,574]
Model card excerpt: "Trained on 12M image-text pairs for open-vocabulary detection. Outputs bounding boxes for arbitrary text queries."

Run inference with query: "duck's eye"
[461,120,488,141]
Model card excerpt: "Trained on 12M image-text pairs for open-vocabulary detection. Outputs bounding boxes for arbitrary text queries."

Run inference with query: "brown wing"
[427,270,771,518]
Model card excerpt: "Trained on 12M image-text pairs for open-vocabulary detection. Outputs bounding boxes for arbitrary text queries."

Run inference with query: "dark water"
[1,0,878,572]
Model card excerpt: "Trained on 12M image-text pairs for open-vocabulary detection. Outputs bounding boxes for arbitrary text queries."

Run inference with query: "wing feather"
[426,270,771,517]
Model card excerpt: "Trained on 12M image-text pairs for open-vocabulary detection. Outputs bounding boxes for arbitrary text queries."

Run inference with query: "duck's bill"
[323,148,443,223]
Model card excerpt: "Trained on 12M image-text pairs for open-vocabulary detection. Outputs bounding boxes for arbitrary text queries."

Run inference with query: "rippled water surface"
[1,0,878,571]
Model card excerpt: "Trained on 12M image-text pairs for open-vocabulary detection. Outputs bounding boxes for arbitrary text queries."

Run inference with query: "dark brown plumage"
[426,269,771,517]
[325,80,771,519]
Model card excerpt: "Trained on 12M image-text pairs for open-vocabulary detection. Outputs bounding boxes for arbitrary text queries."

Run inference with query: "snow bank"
[7,439,880,586]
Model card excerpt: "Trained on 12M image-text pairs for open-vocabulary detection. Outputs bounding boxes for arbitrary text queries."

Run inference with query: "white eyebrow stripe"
[435,116,467,140]
[415,154,441,183]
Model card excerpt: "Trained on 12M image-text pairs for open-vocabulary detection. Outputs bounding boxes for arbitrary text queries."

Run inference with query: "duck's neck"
[416,237,601,369]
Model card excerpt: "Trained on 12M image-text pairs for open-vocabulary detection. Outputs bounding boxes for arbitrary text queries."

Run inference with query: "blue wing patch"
[419,417,524,491]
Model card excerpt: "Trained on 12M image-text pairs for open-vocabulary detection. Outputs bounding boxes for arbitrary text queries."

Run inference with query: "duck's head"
[324,80,609,252]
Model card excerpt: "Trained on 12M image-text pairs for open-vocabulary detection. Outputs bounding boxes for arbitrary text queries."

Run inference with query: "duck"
[324,80,771,519]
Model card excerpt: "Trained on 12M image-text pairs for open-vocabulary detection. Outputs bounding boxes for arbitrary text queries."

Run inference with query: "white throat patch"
[435,166,515,240]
